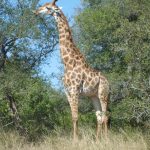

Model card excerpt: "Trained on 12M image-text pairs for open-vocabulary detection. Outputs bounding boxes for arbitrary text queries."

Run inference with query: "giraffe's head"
[34,0,62,17]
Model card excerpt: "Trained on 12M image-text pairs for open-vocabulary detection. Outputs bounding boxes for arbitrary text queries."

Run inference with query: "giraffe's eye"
[46,7,54,12]
[46,7,50,10]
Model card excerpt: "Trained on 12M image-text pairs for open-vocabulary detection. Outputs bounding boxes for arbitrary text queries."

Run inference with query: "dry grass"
[0,129,148,150]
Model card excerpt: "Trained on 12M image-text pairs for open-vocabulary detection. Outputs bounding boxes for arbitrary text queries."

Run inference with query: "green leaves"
[75,0,150,128]
[0,0,60,138]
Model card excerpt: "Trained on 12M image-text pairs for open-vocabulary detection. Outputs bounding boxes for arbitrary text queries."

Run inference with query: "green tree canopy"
[0,0,58,71]
[75,0,150,128]
[0,0,63,138]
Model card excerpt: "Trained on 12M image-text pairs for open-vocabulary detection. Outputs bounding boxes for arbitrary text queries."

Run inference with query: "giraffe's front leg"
[66,91,79,141]
[70,95,79,141]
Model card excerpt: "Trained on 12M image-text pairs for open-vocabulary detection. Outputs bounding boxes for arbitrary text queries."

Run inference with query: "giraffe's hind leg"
[98,78,109,139]
[92,97,103,140]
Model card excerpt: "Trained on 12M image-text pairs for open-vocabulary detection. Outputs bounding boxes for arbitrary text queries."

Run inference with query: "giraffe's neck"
[57,16,74,46]
[54,11,81,68]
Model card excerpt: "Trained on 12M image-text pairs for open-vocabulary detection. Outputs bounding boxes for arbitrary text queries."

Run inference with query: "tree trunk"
[5,89,27,135]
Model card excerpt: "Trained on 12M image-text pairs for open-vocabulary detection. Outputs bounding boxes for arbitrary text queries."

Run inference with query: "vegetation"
[0,0,150,149]
[0,0,62,138]
[75,0,150,129]
[0,129,148,150]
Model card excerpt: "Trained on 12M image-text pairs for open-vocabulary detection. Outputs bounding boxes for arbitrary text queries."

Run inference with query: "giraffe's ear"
[59,6,63,10]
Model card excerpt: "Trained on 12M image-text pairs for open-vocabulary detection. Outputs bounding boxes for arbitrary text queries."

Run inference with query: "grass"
[0,128,148,150]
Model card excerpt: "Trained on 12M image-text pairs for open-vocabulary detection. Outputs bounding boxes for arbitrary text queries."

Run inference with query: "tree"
[0,0,61,136]
[75,0,150,128]
[0,0,58,71]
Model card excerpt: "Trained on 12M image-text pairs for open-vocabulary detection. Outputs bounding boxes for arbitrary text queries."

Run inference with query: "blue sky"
[40,0,81,88]
[41,0,81,16]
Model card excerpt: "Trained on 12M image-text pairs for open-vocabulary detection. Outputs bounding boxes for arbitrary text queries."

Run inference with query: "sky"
[41,0,81,17]
[39,0,81,88]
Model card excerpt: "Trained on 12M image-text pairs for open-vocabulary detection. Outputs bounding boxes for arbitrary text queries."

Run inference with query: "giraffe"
[34,0,109,141]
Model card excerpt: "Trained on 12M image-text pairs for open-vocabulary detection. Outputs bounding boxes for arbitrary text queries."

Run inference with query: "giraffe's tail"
[107,88,112,129]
